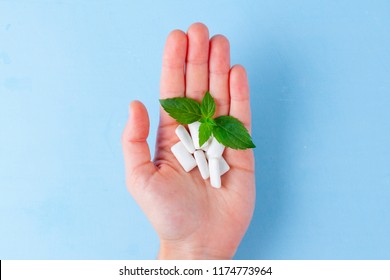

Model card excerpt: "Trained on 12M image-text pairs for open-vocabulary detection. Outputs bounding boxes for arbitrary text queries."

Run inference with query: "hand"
[122,23,255,259]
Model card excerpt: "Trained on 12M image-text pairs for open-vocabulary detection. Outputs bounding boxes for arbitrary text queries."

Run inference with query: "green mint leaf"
[199,121,214,147]
[200,91,216,119]
[207,118,216,126]
[159,98,202,124]
[199,117,216,126]
[213,116,256,149]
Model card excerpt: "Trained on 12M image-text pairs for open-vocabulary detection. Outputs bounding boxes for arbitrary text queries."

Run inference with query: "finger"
[160,29,187,126]
[160,29,187,99]
[185,22,209,101]
[122,101,156,180]
[209,35,230,116]
[229,65,251,132]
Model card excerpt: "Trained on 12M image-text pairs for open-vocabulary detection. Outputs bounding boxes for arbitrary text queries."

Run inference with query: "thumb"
[122,101,155,182]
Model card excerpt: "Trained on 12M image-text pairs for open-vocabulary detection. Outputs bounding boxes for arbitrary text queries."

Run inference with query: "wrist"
[158,240,234,260]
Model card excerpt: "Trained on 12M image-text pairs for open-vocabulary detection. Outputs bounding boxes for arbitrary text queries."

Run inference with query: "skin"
[121,23,255,259]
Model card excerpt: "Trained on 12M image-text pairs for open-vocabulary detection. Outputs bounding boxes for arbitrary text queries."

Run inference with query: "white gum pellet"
[219,156,230,176]
[175,125,195,153]
[171,124,230,188]
[201,143,210,152]
[206,137,225,158]
[188,121,210,150]
[171,141,197,172]
[188,122,201,149]
[209,157,221,188]
[194,150,210,179]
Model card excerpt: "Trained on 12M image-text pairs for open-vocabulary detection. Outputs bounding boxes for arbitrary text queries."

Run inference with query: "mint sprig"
[213,116,255,149]
[159,97,201,124]
[199,122,213,147]
[159,92,255,150]
[201,91,216,118]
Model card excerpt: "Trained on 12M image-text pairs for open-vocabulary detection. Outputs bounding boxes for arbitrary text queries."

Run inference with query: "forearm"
[158,240,235,260]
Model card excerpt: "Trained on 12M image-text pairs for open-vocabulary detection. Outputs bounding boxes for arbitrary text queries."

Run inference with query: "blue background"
[1,0,389,259]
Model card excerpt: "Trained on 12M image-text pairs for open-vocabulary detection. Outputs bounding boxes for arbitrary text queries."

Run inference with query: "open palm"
[122,23,255,259]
